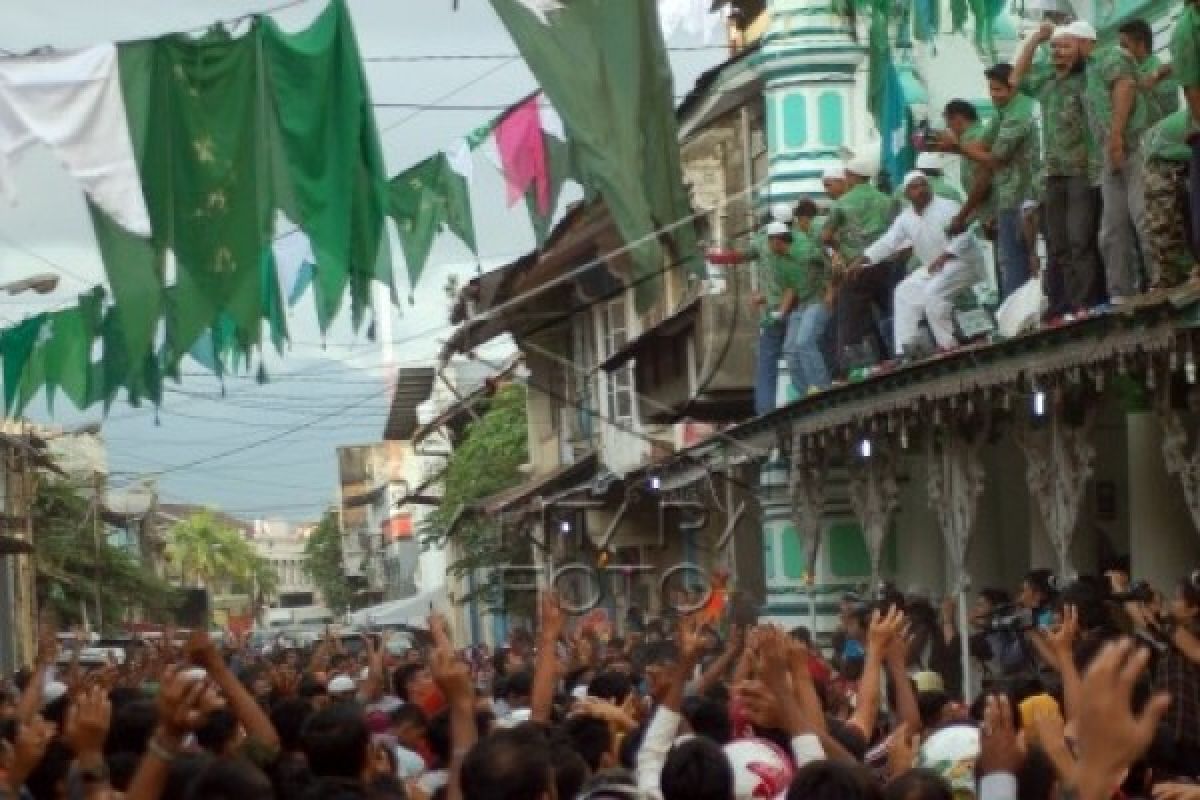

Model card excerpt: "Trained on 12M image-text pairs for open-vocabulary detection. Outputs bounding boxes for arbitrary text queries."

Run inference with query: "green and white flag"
[388,152,477,291]
[491,0,701,309]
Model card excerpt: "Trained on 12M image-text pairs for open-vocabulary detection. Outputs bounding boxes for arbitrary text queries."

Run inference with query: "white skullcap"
[764,221,790,237]
[845,154,879,178]
[43,681,68,706]
[328,675,356,694]
[915,151,943,171]
[1061,19,1097,40]
[901,170,929,191]
[822,165,847,181]
[770,202,794,223]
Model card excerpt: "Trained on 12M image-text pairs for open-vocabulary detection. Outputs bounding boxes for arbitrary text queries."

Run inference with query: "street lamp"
[1,274,59,295]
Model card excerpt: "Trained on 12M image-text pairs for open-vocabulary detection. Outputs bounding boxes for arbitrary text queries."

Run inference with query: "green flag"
[489,0,701,310]
[388,153,477,290]
[42,288,104,410]
[0,313,47,413]
[262,0,393,330]
[525,134,574,245]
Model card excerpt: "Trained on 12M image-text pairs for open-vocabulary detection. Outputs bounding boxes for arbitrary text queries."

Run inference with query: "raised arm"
[186,630,279,752]
[530,591,565,724]
[430,614,476,800]
[1012,22,1054,90]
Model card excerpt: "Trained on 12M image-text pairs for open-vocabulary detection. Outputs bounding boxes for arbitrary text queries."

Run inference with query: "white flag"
[0,44,151,236]
[658,0,724,44]
[444,137,474,184]
[513,0,564,24]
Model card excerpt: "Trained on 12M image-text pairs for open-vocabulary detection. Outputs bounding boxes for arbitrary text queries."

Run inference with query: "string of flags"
[0,0,704,415]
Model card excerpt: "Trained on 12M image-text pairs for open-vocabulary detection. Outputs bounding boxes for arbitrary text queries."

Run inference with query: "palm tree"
[166,511,241,588]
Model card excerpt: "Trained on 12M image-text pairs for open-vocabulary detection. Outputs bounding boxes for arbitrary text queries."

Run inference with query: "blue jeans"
[997,207,1031,301]
[784,303,832,397]
[754,321,785,415]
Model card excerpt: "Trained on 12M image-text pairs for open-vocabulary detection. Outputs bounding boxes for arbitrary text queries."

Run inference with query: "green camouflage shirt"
[828,183,895,262]
[983,92,1040,210]
[749,233,808,326]
[1023,63,1093,179]
[1140,54,1181,128]
[1172,4,1200,90]
[1143,110,1199,163]
[959,121,991,219]
[1085,44,1150,154]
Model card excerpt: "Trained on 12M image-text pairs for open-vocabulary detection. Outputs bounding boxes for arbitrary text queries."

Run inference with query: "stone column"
[847,450,901,586]
[1014,408,1097,581]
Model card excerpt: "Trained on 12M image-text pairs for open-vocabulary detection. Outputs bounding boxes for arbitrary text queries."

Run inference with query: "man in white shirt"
[853,171,985,356]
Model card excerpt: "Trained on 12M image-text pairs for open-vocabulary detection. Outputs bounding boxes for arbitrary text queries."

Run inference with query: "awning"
[346,587,449,628]
[601,297,702,373]
[383,368,438,442]
[478,452,599,515]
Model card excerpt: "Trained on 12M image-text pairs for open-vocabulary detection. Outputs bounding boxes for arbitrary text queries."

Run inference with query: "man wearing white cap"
[823,155,897,373]
[852,171,984,355]
[1067,18,1151,302]
[893,152,963,210]
[1011,21,1103,314]
[821,165,848,202]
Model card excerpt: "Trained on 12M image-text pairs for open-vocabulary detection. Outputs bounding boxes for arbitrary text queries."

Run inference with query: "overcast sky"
[1,0,726,523]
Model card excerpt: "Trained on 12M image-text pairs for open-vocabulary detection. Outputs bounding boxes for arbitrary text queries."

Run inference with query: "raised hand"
[677,614,705,665]
[11,715,56,789]
[978,694,1023,776]
[1075,640,1169,800]
[887,722,920,779]
[156,667,212,739]
[185,630,223,672]
[1046,604,1079,659]
[65,685,111,759]
[539,590,565,642]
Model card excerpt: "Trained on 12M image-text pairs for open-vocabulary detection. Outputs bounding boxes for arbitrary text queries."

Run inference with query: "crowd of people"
[1,564,1199,800]
[718,4,1200,414]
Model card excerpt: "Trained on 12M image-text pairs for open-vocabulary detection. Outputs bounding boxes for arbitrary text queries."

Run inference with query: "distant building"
[248,518,331,627]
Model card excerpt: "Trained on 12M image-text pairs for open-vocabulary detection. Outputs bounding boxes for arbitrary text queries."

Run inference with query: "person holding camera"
[1126,571,1200,772]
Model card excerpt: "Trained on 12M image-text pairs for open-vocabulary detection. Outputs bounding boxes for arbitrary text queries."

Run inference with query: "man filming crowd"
[1,561,1200,800]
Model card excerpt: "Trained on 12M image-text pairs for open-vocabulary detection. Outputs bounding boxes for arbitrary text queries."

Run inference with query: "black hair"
[185,757,275,800]
[985,63,1016,86]
[943,99,979,122]
[787,761,883,800]
[24,738,74,800]
[794,199,820,220]
[165,754,215,800]
[106,698,158,756]
[506,669,535,701]
[563,715,614,772]
[301,703,370,780]
[107,751,142,792]
[1118,18,1153,50]
[461,727,553,800]
[551,740,589,800]
[1180,569,1200,610]
[788,626,814,646]
[681,695,733,745]
[979,588,1012,608]
[298,675,328,700]
[427,709,452,766]
[618,723,647,771]
[660,737,733,800]
[391,663,427,702]
[389,703,428,730]
[270,698,315,754]
[917,690,952,731]
[1017,747,1059,800]
[587,670,634,704]
[642,642,680,668]
[195,708,239,756]
[884,768,953,800]
[1024,569,1058,606]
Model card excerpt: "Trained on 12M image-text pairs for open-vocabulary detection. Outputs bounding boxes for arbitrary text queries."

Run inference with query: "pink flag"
[494,95,550,215]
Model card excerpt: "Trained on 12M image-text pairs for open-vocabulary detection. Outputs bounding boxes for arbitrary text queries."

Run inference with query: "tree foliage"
[422,384,530,596]
[33,481,177,630]
[166,511,277,607]
[303,511,355,614]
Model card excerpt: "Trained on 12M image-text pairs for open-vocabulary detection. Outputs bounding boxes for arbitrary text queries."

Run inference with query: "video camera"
[1109,580,1156,605]
[979,603,1036,634]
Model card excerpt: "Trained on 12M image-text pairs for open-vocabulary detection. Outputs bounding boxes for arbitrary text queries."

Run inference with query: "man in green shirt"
[1119,18,1179,129]
[1011,22,1103,315]
[1142,111,1199,287]
[1065,19,1150,303]
[936,100,990,221]
[945,63,1040,301]
[783,199,832,398]
[1173,0,1200,255]
[822,155,898,374]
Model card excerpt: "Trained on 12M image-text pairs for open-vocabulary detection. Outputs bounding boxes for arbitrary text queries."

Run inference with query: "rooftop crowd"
[709,2,1200,415]
[0,562,1199,800]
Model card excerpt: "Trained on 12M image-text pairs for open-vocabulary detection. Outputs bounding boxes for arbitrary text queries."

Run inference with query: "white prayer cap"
[901,170,929,191]
[764,221,791,237]
[822,165,847,181]
[1061,19,1097,40]
[770,202,794,223]
[845,154,879,178]
[328,675,356,694]
[915,152,943,171]
[43,681,68,706]
[1050,24,1073,40]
